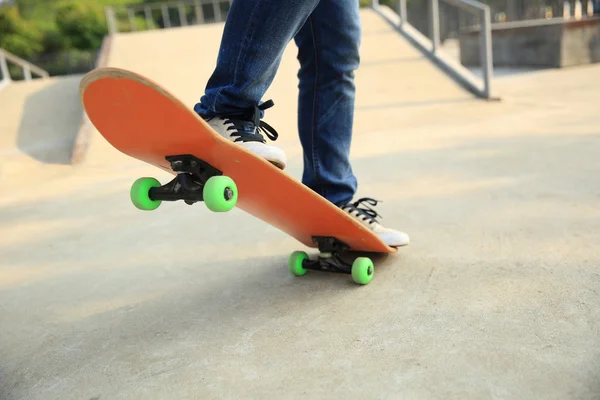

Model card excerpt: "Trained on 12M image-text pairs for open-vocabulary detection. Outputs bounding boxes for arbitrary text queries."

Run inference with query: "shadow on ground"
[16,76,83,165]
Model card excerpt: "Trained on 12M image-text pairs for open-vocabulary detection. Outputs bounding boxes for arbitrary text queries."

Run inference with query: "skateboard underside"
[80,67,396,285]
[129,153,382,284]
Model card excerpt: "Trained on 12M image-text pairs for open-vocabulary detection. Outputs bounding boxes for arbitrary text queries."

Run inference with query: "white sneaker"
[201,101,287,170]
[340,197,410,247]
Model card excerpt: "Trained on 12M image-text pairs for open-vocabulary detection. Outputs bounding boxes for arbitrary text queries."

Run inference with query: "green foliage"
[54,1,108,50]
[360,0,400,8]
[111,8,156,33]
[15,0,61,22]
[0,0,154,76]
[1,32,42,58]
[121,15,156,32]
[0,6,43,58]
[40,23,68,53]
[30,49,99,76]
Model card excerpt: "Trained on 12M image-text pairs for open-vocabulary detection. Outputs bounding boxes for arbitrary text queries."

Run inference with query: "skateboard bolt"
[367,266,373,275]
[224,187,234,200]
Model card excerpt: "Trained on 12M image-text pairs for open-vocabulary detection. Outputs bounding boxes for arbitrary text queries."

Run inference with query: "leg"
[194,0,321,116]
[193,0,322,170]
[293,0,360,206]
[294,1,410,247]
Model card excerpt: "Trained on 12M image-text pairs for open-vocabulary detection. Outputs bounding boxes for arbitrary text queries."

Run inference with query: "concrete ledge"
[460,16,600,68]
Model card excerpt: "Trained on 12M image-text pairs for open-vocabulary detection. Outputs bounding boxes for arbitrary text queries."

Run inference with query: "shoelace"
[342,197,382,224]
[250,100,278,141]
[222,100,279,143]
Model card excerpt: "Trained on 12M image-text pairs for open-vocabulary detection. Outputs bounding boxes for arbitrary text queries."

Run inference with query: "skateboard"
[79,67,396,285]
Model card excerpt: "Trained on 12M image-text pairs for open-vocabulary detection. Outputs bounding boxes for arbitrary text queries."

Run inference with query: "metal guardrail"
[102,0,494,98]
[372,0,496,100]
[0,49,50,90]
[482,0,597,22]
[105,0,232,34]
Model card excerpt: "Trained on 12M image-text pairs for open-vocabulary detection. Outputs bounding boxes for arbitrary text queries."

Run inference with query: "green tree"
[0,6,43,57]
[55,1,107,50]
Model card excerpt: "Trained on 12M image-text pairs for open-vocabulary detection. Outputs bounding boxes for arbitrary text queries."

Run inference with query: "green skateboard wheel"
[288,251,308,276]
[203,176,238,212]
[351,257,374,285]
[130,177,162,210]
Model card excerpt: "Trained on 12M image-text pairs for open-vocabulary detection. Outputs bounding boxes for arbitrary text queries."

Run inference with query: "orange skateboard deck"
[80,67,396,284]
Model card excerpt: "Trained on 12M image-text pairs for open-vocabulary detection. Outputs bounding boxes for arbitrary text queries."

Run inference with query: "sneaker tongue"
[238,122,255,135]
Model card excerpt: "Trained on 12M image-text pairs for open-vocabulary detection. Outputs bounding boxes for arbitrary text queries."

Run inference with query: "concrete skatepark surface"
[1,9,599,399]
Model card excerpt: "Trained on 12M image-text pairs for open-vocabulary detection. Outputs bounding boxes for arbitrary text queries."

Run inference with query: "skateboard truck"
[150,155,222,204]
[288,236,376,285]
[129,155,239,213]
[167,155,222,181]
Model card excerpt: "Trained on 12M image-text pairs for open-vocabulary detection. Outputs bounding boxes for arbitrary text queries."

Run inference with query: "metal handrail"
[0,49,49,90]
[443,0,488,12]
[372,0,495,99]
[439,0,493,98]
[101,0,495,98]
[105,0,232,34]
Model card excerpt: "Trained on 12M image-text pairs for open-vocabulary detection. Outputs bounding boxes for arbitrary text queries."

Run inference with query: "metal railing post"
[128,9,137,31]
[480,7,493,98]
[178,2,188,25]
[145,6,153,29]
[212,0,222,21]
[194,0,204,23]
[105,7,118,34]
[430,0,441,52]
[162,5,171,28]
[23,65,32,81]
[563,1,571,19]
[398,0,407,29]
[0,52,11,82]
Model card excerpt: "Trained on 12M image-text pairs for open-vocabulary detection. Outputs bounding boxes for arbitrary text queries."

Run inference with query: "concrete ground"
[1,8,599,399]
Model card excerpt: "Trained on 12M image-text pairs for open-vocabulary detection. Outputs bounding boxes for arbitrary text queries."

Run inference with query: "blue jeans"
[194,0,361,206]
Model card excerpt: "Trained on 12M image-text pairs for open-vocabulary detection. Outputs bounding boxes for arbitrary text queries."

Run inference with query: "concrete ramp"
[82,8,474,167]
[0,76,83,184]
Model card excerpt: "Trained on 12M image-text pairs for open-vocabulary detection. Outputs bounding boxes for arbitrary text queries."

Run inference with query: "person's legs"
[294,0,409,246]
[193,0,322,169]
[293,0,360,207]
[195,0,409,246]
[195,0,320,116]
